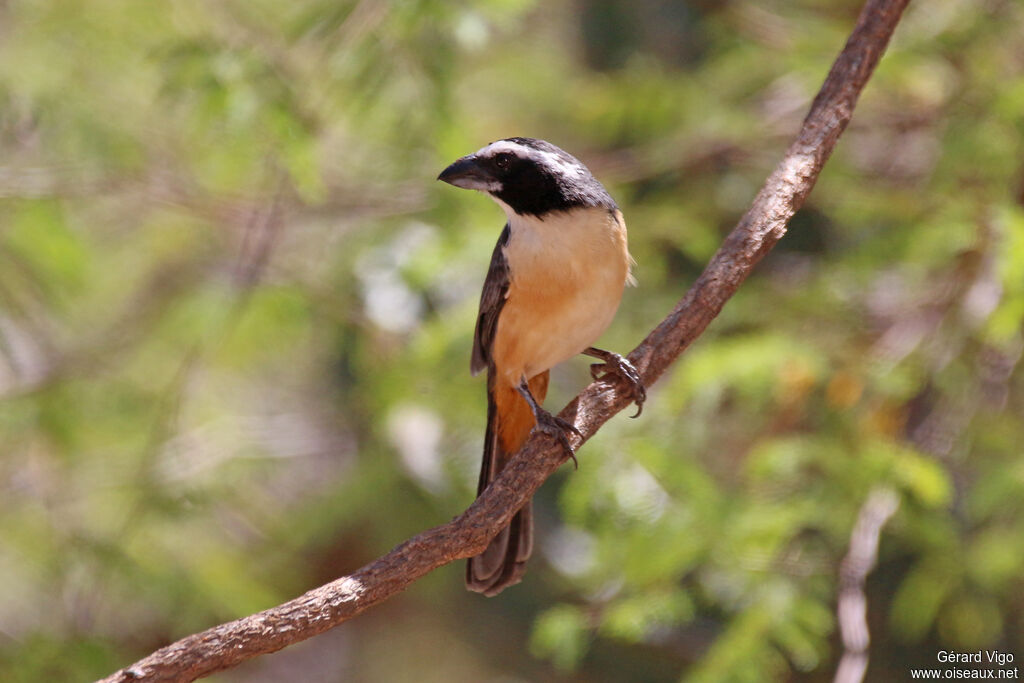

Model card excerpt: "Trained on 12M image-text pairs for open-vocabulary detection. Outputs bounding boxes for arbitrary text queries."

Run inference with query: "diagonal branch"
[99,0,910,680]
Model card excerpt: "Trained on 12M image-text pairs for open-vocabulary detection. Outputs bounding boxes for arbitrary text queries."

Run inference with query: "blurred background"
[1,0,1023,681]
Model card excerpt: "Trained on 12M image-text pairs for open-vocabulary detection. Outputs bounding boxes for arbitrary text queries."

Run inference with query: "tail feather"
[466,371,548,596]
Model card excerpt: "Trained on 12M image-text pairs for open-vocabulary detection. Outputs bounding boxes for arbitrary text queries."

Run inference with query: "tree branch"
[834,488,901,683]
[99,0,910,680]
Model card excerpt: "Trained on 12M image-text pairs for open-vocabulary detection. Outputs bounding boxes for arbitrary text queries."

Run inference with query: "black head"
[438,138,616,217]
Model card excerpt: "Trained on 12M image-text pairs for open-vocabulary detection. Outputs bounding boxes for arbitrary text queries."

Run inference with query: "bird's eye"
[494,153,513,171]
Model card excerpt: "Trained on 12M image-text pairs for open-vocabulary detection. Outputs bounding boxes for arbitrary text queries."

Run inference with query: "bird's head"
[438,137,616,218]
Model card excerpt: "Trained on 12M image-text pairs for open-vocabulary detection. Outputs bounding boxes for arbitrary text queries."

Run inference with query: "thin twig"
[834,488,901,683]
[98,0,910,680]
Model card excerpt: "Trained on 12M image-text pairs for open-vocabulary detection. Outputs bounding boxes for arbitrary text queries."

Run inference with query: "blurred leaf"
[530,604,590,672]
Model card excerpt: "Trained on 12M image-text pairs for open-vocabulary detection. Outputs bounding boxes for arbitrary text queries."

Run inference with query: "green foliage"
[531,604,591,672]
[1,0,1022,681]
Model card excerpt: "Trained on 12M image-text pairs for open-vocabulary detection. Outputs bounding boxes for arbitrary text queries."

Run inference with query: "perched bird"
[438,138,645,596]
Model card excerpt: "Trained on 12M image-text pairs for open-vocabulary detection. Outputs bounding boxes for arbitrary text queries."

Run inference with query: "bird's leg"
[582,347,647,418]
[517,378,583,468]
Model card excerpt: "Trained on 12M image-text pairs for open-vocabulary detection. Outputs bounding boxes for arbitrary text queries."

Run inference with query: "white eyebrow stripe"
[537,149,582,176]
[476,140,586,178]
[476,140,531,158]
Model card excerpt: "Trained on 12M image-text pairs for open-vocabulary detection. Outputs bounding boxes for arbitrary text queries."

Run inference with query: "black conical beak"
[437,155,499,192]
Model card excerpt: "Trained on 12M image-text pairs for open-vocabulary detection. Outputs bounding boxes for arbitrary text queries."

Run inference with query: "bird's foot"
[533,408,583,469]
[517,377,584,468]
[584,347,647,418]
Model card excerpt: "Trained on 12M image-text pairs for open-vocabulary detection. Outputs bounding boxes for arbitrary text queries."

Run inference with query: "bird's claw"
[534,410,582,469]
[588,352,646,418]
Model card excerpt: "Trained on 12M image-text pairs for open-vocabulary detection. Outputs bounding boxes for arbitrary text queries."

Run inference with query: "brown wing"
[471,223,511,376]
[467,222,535,596]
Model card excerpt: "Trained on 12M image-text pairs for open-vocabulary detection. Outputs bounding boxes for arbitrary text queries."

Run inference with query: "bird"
[438,137,645,596]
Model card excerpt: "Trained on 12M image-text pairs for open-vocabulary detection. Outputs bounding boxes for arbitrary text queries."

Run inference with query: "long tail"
[466,370,549,596]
